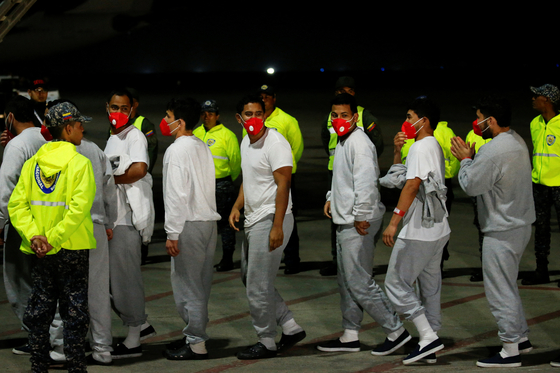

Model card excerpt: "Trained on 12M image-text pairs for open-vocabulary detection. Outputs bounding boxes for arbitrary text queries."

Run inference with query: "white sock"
[140,322,150,331]
[499,342,519,358]
[340,329,359,343]
[281,318,304,335]
[412,314,438,349]
[387,327,405,342]
[123,325,141,349]
[189,341,207,355]
[519,336,528,343]
[259,337,277,351]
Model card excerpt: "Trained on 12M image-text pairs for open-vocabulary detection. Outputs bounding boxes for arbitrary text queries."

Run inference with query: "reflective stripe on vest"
[31,200,69,209]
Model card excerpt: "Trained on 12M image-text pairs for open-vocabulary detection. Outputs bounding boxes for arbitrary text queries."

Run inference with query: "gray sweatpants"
[241,213,294,340]
[336,218,403,334]
[171,221,217,345]
[109,225,147,327]
[3,222,35,329]
[482,225,530,343]
[51,223,113,352]
[385,235,450,332]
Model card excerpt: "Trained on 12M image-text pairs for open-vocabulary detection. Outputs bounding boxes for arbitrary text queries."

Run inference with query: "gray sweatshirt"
[75,138,118,229]
[0,127,46,227]
[458,129,535,233]
[328,128,385,225]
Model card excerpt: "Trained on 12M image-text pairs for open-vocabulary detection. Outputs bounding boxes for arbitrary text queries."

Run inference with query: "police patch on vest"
[547,134,556,146]
[207,139,216,146]
[34,164,60,194]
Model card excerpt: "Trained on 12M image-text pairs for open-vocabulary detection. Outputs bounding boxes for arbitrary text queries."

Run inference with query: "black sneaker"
[319,263,337,276]
[215,259,234,272]
[163,344,208,360]
[403,339,444,365]
[12,344,31,355]
[550,352,560,367]
[236,342,277,360]
[317,338,360,352]
[111,343,142,360]
[166,336,187,351]
[476,353,521,368]
[277,331,306,352]
[140,324,157,341]
[519,339,533,354]
[371,330,411,356]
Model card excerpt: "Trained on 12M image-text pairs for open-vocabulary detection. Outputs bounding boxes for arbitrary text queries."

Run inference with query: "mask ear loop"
[478,117,491,133]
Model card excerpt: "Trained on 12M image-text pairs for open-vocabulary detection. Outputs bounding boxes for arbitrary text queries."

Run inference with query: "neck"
[415,127,433,141]
[111,122,132,135]
[248,127,267,144]
[204,122,217,131]
[264,106,275,120]
[492,126,510,138]
[14,121,34,135]
[541,107,558,123]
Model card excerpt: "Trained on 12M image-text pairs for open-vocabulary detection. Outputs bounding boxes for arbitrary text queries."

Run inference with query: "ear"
[235,113,242,124]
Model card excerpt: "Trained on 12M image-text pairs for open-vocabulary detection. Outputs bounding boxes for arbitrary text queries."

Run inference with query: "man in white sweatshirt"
[160,97,221,360]
[229,94,305,360]
[451,95,535,368]
[318,93,409,356]
[382,97,450,365]
[0,96,46,354]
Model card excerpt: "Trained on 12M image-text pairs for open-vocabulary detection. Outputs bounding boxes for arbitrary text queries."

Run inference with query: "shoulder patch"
[34,164,60,194]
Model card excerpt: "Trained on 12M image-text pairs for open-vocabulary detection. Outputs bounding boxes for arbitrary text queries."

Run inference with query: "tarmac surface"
[2,75,560,372]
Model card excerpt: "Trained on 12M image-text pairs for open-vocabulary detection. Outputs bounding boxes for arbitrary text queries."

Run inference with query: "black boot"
[522,260,549,285]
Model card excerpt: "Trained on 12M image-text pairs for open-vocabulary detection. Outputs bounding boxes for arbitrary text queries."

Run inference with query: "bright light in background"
[267,67,275,74]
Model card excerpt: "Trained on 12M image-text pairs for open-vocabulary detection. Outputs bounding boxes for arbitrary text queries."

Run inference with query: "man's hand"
[30,235,53,258]
[106,228,113,241]
[324,201,332,219]
[1,130,10,147]
[382,223,398,248]
[450,136,475,161]
[229,207,241,231]
[269,224,284,251]
[166,239,180,257]
[393,132,407,153]
[354,221,370,236]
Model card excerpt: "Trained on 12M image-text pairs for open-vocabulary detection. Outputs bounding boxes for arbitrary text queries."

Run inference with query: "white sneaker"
[92,351,113,364]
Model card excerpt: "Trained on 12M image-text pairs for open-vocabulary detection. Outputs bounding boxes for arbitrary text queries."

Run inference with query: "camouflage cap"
[531,84,560,105]
[201,99,219,112]
[45,101,92,128]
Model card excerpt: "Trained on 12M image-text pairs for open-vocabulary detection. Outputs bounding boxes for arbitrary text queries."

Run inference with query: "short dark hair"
[475,95,511,128]
[4,95,34,123]
[330,93,358,114]
[166,98,201,130]
[236,94,265,115]
[408,97,441,130]
[107,88,133,107]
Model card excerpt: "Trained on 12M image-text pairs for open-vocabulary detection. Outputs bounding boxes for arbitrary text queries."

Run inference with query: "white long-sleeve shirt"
[163,135,220,240]
[0,127,46,227]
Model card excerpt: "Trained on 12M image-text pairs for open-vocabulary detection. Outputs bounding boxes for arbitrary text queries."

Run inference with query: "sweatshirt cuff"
[167,233,179,241]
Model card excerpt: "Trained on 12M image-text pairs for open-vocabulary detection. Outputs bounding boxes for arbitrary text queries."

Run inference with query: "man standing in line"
[522,84,560,285]
[8,101,96,373]
[382,97,450,365]
[160,97,221,360]
[194,99,241,272]
[317,93,410,356]
[229,94,305,359]
[319,76,384,276]
[104,88,156,359]
[0,96,46,355]
[258,85,304,274]
[26,78,49,128]
[451,95,534,368]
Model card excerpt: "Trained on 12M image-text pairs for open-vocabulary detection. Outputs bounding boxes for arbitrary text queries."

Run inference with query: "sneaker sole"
[476,361,521,368]
[403,343,444,365]
[317,346,360,352]
[551,361,560,367]
[12,349,30,355]
[371,334,412,356]
[111,352,142,360]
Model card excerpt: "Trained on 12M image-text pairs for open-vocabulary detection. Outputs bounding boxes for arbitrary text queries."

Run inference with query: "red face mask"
[159,118,179,136]
[332,118,353,137]
[40,124,53,141]
[472,117,490,137]
[401,117,424,140]
[108,111,130,129]
[242,117,264,136]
